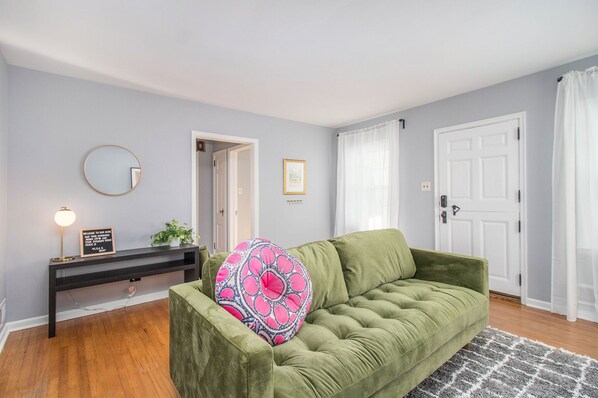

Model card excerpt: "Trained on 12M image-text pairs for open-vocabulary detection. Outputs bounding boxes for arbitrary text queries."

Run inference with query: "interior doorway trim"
[190,131,260,248]
[433,112,528,305]
[227,144,254,250]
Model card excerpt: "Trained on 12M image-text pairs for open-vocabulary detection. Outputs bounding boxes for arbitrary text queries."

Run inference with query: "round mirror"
[83,145,142,196]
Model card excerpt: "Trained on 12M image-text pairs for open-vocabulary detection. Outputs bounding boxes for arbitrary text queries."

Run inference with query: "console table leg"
[49,269,56,338]
[184,268,195,283]
[184,251,199,282]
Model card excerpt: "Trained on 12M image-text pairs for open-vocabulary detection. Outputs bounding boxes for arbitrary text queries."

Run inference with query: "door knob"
[451,205,461,216]
[218,209,224,215]
[441,211,447,224]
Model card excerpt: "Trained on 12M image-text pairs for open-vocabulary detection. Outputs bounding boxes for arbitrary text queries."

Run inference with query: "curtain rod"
[337,118,405,137]
[557,76,563,82]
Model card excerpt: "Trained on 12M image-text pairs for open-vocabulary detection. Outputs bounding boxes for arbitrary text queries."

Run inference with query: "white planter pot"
[170,238,181,247]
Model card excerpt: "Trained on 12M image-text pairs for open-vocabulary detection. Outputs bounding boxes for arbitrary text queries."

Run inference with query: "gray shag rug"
[406,328,598,398]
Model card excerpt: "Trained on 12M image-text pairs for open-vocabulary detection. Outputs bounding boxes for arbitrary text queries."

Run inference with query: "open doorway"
[191,131,259,254]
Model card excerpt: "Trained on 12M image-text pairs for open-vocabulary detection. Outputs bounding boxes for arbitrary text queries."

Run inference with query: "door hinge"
[213,242,216,249]
[213,160,216,167]
[517,127,520,140]
[517,190,521,203]
[518,220,521,233]
[518,274,522,286]
[196,140,205,152]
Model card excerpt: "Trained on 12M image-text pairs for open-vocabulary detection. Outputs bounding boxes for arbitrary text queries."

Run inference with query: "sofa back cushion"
[202,240,349,312]
[329,229,416,297]
[202,252,230,300]
[214,238,313,346]
[199,244,210,269]
[287,241,349,311]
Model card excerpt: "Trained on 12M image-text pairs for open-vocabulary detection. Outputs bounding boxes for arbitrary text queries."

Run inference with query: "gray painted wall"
[213,142,238,152]
[0,51,7,314]
[336,54,598,303]
[7,66,334,322]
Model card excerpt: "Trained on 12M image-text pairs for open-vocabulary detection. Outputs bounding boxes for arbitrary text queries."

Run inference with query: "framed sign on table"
[283,159,306,195]
[80,227,116,258]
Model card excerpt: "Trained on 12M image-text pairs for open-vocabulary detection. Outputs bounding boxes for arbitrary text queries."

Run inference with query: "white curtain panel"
[552,66,598,322]
[334,119,399,236]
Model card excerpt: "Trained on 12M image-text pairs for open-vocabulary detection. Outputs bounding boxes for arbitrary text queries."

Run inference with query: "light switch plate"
[421,181,431,192]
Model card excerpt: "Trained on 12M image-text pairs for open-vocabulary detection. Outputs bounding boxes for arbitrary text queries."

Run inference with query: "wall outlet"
[421,181,432,192]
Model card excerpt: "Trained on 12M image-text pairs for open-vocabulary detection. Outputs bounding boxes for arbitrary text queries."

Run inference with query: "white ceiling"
[1,1,597,127]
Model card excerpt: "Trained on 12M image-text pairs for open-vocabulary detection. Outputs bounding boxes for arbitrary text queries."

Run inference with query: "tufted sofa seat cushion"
[272,278,488,397]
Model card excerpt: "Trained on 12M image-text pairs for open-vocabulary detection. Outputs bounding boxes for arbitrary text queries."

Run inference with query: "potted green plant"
[151,219,199,247]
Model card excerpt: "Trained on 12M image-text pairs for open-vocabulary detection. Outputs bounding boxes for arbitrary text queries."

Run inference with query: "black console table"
[48,245,200,338]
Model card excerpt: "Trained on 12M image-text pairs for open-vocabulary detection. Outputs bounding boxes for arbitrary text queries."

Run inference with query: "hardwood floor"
[489,298,598,359]
[0,299,177,398]
[0,297,597,397]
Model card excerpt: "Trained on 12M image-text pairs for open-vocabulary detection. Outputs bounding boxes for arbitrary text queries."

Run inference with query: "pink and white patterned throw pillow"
[214,238,312,346]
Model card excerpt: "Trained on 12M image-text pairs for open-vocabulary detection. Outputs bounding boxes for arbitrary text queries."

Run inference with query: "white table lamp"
[52,206,76,262]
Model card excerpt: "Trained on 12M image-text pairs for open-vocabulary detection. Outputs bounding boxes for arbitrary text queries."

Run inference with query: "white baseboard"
[0,297,5,324]
[3,289,169,338]
[0,323,8,353]
[0,298,6,353]
[525,298,552,312]
[577,301,598,323]
[528,297,598,323]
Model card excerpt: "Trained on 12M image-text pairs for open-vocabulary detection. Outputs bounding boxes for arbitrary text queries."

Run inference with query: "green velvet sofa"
[169,229,488,397]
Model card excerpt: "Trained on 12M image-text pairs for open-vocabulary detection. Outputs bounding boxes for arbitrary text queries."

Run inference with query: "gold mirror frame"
[83,144,142,197]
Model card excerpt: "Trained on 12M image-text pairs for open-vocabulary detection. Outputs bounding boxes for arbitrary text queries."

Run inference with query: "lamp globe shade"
[54,207,76,227]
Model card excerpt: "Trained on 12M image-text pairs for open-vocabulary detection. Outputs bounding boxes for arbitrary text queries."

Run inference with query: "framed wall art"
[283,159,306,195]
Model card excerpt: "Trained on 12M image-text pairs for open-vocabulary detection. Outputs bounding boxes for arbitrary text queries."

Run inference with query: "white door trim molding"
[227,144,254,250]
[191,131,260,246]
[213,149,228,252]
[433,112,528,305]
[228,148,237,250]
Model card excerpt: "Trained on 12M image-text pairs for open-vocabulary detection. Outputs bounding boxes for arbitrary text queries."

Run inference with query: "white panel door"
[213,150,228,253]
[437,118,521,296]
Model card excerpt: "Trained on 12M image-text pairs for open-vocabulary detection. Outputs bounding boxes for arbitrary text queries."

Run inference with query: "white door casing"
[228,145,254,250]
[213,149,228,252]
[436,116,522,296]
[191,131,260,255]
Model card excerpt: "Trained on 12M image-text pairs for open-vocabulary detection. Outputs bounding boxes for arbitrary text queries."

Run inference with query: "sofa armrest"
[411,248,489,298]
[169,280,273,398]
